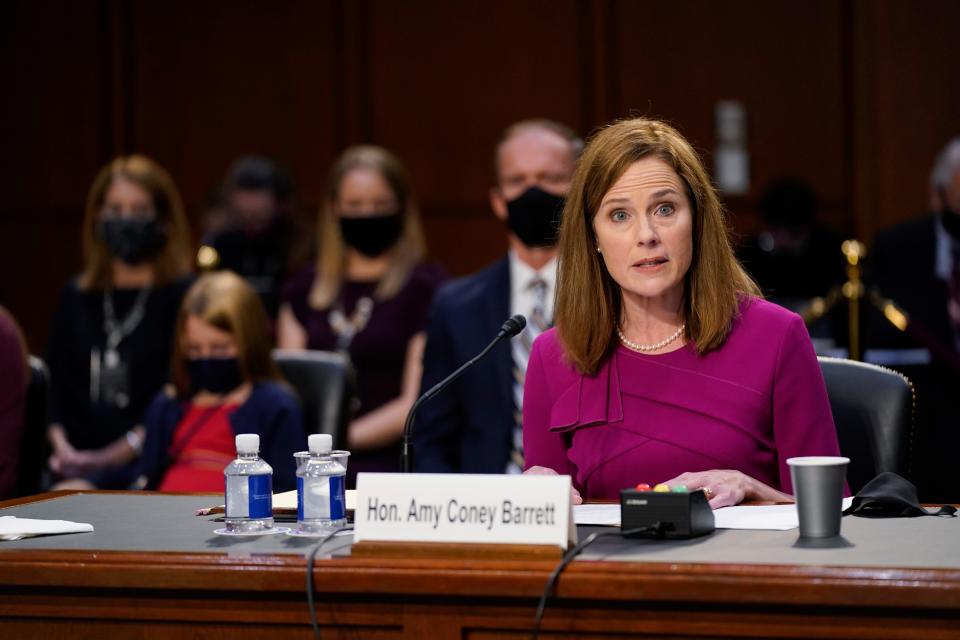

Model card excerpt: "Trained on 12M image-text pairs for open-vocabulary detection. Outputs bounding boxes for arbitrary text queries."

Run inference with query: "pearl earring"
[596,246,602,253]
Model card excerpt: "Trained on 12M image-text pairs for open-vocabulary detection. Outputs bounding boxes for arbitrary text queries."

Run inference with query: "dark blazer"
[138,381,305,491]
[413,257,515,473]
[867,214,960,503]
[868,214,953,351]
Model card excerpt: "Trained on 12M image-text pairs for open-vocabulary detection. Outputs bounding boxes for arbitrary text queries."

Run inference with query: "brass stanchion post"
[841,240,866,361]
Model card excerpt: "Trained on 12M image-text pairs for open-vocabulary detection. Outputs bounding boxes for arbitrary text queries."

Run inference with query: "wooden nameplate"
[350,540,563,561]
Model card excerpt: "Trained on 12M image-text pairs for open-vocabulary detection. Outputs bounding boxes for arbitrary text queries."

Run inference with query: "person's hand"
[48,428,79,476]
[661,469,792,509]
[48,426,112,478]
[49,424,144,479]
[523,465,583,504]
[50,446,111,478]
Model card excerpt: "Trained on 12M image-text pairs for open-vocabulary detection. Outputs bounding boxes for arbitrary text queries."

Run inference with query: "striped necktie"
[507,278,549,473]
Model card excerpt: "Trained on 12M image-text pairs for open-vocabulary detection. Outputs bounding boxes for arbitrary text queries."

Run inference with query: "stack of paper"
[196,489,357,516]
[573,498,854,531]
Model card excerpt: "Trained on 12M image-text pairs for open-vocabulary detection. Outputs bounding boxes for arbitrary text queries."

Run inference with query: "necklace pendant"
[328,295,375,352]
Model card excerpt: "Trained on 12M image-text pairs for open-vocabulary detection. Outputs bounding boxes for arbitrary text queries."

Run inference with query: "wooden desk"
[1,491,958,639]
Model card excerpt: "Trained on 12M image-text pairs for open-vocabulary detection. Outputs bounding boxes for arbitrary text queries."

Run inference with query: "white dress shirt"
[508,250,557,333]
[934,214,958,282]
[506,250,557,474]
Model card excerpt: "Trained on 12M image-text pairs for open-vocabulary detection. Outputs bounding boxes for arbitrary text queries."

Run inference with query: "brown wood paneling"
[363,0,585,274]
[127,1,340,225]
[420,206,508,275]
[4,1,960,352]
[0,1,106,353]
[578,0,619,133]
[613,1,849,237]
[0,493,959,639]
[1,3,106,210]
[851,0,960,245]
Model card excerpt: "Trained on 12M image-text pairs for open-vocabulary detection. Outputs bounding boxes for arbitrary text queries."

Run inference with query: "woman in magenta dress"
[523,118,842,508]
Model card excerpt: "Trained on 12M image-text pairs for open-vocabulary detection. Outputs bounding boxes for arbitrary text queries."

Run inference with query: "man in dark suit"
[414,119,581,473]
[868,137,960,502]
[869,138,960,354]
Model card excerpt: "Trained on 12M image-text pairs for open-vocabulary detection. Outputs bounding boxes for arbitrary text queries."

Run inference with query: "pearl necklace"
[616,323,686,353]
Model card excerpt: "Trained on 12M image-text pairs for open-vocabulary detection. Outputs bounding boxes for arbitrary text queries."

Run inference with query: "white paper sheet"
[273,489,297,510]
[0,516,94,541]
[573,504,622,526]
[714,497,854,530]
[273,489,356,511]
[574,498,855,531]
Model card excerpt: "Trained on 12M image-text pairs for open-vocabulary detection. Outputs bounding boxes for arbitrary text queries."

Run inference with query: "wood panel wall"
[2,0,958,353]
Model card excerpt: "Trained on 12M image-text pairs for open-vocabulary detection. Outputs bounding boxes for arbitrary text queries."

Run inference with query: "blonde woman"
[47,155,193,489]
[278,146,447,484]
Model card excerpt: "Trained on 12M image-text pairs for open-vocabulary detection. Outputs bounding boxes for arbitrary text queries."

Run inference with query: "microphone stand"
[401,316,526,473]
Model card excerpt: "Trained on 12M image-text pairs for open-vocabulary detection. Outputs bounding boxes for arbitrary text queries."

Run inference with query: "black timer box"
[619,489,715,539]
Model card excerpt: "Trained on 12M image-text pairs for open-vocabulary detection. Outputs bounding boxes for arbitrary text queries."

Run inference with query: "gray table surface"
[2,493,958,569]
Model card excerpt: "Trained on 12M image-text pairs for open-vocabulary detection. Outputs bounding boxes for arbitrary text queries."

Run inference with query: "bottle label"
[298,474,346,521]
[225,474,273,519]
[248,474,273,519]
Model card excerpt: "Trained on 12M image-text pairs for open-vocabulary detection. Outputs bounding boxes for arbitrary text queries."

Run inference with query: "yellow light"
[197,245,220,270]
[841,239,865,266]
[842,282,863,299]
[883,303,908,332]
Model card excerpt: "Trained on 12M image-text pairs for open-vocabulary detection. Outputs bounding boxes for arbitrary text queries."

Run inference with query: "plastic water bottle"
[223,433,274,533]
[296,434,347,534]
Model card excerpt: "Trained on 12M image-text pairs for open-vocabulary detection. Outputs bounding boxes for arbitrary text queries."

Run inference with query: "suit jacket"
[413,257,515,473]
[868,214,953,351]
[868,215,960,502]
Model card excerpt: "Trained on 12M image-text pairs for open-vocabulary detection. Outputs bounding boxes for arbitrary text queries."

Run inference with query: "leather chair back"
[818,356,913,493]
[272,349,355,449]
[16,356,50,497]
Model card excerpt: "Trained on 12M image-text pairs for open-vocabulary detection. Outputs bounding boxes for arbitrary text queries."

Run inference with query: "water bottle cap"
[308,433,332,454]
[235,433,260,454]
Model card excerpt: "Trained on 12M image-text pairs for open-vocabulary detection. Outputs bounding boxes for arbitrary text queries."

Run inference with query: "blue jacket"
[138,381,305,491]
[413,257,515,473]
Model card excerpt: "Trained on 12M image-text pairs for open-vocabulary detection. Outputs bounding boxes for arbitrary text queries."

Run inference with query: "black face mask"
[187,358,244,395]
[844,472,956,518]
[100,218,167,265]
[339,212,404,257]
[505,186,565,248]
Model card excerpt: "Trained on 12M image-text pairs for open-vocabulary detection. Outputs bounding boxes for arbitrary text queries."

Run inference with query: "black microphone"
[401,314,527,473]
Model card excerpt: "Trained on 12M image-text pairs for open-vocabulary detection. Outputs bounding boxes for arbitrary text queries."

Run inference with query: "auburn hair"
[171,271,281,397]
[309,145,426,309]
[79,155,192,290]
[555,117,760,375]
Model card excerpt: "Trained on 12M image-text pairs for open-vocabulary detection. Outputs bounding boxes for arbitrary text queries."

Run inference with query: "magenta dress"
[522,298,841,500]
